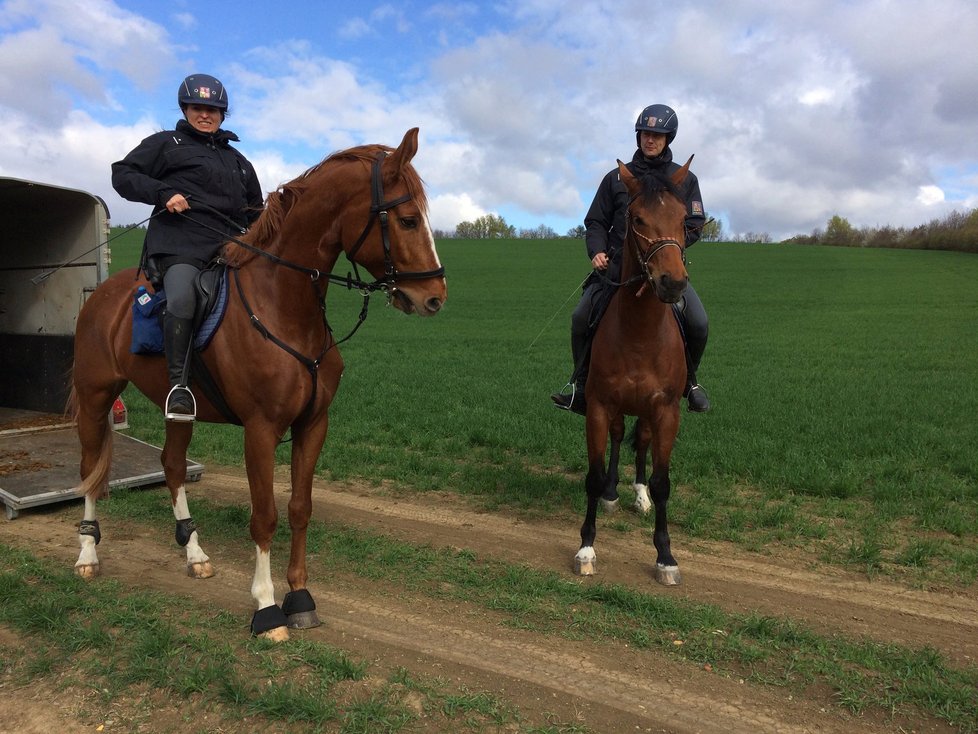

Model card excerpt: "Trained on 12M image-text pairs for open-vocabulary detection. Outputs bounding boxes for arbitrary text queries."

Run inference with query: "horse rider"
[112,73,264,422]
[552,103,711,415]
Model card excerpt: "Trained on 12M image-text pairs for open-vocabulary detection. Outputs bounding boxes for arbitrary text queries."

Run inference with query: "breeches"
[162,263,201,320]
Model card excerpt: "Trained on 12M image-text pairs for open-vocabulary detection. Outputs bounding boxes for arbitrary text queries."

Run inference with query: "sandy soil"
[2,466,975,733]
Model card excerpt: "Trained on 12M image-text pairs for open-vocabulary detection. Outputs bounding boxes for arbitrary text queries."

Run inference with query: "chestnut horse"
[575,157,692,586]
[71,128,446,640]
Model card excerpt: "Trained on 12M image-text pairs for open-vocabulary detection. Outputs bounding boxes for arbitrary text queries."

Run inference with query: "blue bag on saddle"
[130,286,165,355]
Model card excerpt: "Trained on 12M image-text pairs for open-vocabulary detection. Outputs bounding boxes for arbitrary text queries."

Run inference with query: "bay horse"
[575,157,692,586]
[71,128,446,640]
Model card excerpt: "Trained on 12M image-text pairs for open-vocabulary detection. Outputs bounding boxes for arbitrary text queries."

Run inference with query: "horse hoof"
[287,610,322,629]
[187,561,214,579]
[259,626,290,643]
[633,484,651,515]
[600,498,620,514]
[74,563,100,579]
[575,547,596,576]
[655,563,682,586]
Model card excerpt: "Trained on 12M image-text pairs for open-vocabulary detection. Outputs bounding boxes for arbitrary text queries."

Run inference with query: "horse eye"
[399,217,418,230]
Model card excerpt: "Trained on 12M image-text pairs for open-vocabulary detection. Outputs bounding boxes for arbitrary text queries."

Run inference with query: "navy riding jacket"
[111,119,263,265]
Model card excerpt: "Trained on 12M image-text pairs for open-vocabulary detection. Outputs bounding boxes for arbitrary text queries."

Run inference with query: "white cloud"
[798,87,835,106]
[916,185,945,206]
[428,192,486,233]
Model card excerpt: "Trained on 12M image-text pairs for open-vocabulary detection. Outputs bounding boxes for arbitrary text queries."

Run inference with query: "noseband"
[346,151,445,296]
[632,228,683,270]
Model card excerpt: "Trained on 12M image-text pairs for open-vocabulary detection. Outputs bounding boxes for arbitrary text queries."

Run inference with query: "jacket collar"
[175,118,240,146]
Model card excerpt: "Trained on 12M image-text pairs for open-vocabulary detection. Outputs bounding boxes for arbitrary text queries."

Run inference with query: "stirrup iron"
[165,385,197,422]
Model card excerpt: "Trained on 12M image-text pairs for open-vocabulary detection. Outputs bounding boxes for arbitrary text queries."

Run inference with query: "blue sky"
[2,0,978,240]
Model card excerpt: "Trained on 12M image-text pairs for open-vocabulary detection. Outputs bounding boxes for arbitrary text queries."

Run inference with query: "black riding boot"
[551,327,589,415]
[163,314,196,422]
[683,330,711,413]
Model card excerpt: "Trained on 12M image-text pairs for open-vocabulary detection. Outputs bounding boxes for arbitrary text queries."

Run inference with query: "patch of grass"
[441,689,515,726]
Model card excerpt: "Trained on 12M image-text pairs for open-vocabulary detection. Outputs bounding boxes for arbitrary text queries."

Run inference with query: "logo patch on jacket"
[691,201,703,215]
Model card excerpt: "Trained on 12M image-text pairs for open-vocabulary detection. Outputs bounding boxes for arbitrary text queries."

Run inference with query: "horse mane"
[223,143,428,268]
[633,168,685,205]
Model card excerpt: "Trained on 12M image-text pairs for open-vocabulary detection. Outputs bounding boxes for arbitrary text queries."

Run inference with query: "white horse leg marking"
[172,486,212,577]
[75,495,100,577]
[251,546,276,610]
[633,483,652,515]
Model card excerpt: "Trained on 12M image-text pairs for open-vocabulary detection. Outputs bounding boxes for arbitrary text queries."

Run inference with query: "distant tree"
[823,215,862,247]
[699,217,724,242]
[732,231,772,244]
[455,213,516,239]
[432,228,455,239]
[519,224,558,239]
[864,225,901,249]
[566,224,586,239]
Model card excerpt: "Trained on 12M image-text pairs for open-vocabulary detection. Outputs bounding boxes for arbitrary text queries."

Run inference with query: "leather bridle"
[344,151,445,298]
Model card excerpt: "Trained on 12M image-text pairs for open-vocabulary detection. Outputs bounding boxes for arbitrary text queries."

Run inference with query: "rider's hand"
[165,194,190,213]
[591,252,609,270]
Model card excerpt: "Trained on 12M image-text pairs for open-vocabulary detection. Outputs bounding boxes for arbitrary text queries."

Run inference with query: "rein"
[181,150,444,296]
[174,149,444,418]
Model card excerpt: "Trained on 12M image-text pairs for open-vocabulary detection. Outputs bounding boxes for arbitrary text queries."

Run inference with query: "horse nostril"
[425,297,443,313]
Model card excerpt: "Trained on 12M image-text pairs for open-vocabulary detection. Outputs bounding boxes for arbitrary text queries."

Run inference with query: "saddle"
[132,257,230,354]
[132,257,241,424]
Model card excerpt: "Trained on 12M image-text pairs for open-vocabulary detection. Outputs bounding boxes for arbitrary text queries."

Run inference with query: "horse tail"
[65,380,78,421]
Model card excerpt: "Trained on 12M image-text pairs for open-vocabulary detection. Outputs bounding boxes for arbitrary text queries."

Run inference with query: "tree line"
[440,213,724,241]
[784,209,978,253]
[440,207,978,253]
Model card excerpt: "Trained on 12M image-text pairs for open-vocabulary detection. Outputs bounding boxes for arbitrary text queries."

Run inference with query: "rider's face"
[184,104,223,133]
[640,131,668,158]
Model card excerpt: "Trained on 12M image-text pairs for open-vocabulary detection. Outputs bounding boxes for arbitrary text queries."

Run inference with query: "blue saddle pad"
[129,269,230,355]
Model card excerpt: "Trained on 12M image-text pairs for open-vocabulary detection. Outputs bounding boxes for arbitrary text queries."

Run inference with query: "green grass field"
[108,229,978,585]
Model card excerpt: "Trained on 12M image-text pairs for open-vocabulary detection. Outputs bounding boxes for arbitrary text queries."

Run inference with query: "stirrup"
[165,385,197,422]
[551,382,586,415]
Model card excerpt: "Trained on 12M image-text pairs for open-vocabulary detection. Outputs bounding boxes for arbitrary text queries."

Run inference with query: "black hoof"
[283,589,321,629]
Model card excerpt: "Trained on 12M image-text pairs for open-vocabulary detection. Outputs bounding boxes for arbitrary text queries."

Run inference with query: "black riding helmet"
[178,74,228,114]
[635,104,678,146]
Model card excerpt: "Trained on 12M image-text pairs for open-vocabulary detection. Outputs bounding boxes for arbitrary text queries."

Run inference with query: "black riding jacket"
[584,147,706,282]
[111,119,263,265]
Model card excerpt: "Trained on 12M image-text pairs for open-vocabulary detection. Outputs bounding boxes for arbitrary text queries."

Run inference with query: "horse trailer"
[0,177,201,520]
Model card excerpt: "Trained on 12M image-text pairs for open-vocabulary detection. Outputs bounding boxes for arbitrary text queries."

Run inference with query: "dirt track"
[3,466,976,733]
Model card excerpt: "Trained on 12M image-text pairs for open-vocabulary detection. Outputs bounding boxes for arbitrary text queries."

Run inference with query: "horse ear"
[672,155,694,187]
[617,159,640,196]
[385,128,420,184]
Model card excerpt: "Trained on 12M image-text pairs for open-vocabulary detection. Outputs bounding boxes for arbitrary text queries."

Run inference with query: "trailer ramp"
[0,409,203,520]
